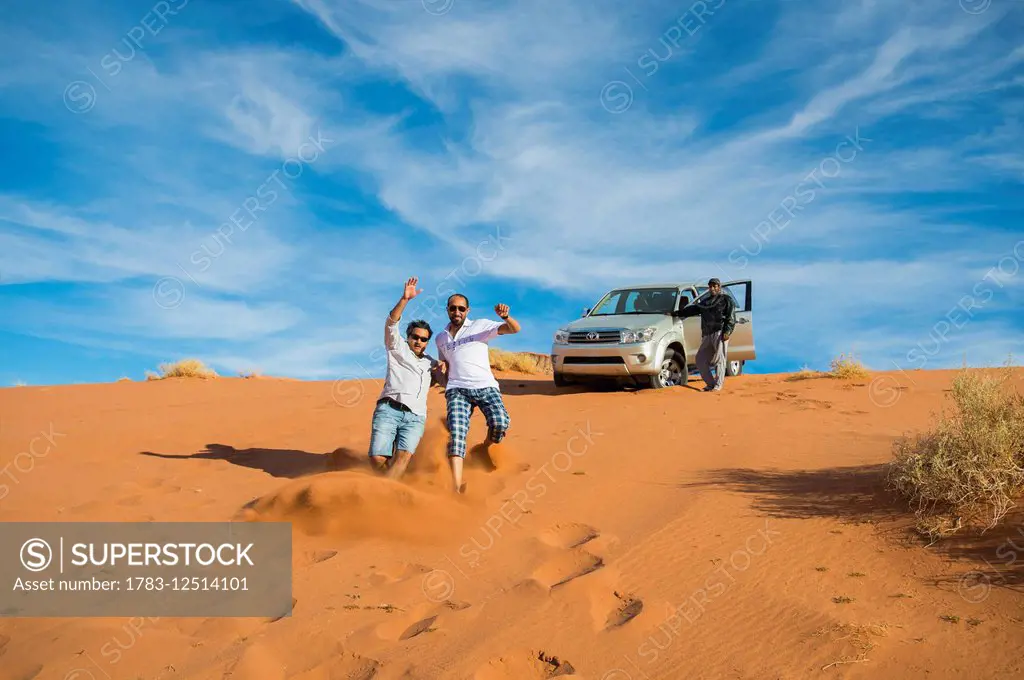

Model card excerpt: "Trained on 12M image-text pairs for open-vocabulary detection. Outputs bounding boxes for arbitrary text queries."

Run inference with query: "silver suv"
[550,280,756,389]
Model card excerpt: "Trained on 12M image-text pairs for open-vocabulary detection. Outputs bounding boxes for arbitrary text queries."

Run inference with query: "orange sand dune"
[2,368,1024,679]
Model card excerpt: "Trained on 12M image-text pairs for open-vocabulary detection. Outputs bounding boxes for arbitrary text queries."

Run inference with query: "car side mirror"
[582,308,590,317]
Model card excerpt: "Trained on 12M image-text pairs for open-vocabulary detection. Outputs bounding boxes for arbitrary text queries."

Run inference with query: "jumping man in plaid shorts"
[435,293,521,494]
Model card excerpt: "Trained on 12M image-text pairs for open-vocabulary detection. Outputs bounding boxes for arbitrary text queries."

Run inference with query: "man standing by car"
[368,277,444,480]
[436,293,521,494]
[677,278,736,392]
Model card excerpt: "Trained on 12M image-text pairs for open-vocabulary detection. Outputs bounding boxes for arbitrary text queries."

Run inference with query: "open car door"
[722,279,755,361]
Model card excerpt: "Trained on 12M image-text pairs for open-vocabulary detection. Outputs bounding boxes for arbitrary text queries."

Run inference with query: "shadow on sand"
[681,464,900,523]
[495,366,712,395]
[140,444,372,479]
[683,464,1024,593]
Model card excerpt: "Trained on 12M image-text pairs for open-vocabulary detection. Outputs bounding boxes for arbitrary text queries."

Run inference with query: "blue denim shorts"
[368,400,426,458]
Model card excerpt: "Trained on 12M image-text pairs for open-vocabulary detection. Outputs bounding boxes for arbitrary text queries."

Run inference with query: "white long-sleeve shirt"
[378,316,436,416]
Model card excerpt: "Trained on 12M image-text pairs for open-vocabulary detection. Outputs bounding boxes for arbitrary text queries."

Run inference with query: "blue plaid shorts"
[445,387,510,458]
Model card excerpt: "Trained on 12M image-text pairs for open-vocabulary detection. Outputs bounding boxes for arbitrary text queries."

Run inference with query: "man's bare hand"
[436,360,448,375]
[403,277,422,300]
[495,303,510,319]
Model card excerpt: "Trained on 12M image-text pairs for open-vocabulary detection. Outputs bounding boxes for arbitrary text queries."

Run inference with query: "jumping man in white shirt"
[368,277,445,480]
[435,292,521,494]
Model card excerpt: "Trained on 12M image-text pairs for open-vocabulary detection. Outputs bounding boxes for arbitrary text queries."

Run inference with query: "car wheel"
[650,349,685,389]
[553,371,570,387]
[725,360,744,377]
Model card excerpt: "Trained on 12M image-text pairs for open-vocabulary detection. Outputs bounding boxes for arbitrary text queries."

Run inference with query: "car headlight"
[553,329,570,344]
[621,327,656,343]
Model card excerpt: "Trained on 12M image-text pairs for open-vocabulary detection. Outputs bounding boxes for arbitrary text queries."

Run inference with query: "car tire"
[553,371,570,387]
[649,349,685,389]
[725,360,744,377]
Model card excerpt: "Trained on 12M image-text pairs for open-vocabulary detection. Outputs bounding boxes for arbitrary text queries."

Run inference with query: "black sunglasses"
[448,305,467,312]
[408,334,430,342]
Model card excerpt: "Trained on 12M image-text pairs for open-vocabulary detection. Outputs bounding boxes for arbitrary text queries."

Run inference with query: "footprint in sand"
[539,522,601,550]
[289,651,382,680]
[795,398,833,409]
[475,650,577,679]
[5,663,43,680]
[306,549,338,566]
[604,590,644,630]
[533,547,604,589]
[399,614,439,640]
[366,561,434,588]
[266,597,297,623]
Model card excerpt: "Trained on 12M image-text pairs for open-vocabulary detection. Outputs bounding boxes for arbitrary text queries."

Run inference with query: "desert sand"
[2,368,1024,679]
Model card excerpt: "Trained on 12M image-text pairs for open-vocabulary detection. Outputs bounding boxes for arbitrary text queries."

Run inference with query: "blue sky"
[1,0,1022,386]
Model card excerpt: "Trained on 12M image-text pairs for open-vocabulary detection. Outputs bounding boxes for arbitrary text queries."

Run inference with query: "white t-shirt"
[436,318,504,390]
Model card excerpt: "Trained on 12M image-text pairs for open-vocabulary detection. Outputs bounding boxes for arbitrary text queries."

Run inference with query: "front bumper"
[551,341,660,376]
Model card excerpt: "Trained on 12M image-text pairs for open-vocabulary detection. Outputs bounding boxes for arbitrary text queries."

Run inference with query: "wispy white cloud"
[1,0,1021,381]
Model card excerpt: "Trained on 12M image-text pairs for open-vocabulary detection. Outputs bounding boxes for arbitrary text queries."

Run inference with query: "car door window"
[723,283,750,312]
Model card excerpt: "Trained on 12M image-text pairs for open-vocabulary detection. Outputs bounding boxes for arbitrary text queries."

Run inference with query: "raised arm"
[385,277,422,347]
[494,303,520,335]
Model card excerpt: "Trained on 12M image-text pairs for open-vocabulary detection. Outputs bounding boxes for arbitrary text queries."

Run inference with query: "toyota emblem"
[586,331,599,341]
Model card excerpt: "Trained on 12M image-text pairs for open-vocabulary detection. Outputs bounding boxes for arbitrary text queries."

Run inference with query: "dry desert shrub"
[886,365,1024,540]
[829,353,870,379]
[154,358,219,380]
[786,364,826,381]
[488,348,552,375]
[785,354,868,381]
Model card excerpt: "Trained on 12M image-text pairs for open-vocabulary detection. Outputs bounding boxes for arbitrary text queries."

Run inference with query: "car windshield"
[589,287,679,315]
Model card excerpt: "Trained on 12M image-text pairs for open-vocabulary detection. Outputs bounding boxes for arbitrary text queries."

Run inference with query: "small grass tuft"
[967,618,983,627]
[832,596,854,604]
[940,614,960,624]
[848,572,866,578]
[785,365,826,382]
[815,566,829,572]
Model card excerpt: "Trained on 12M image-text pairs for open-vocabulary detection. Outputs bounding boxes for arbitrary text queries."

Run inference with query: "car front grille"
[563,356,625,364]
[568,329,621,344]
